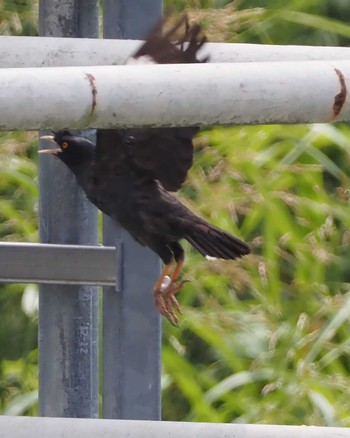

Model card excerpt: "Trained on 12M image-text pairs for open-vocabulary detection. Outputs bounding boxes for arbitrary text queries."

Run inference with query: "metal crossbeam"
[0,60,349,130]
[0,416,348,438]
[0,242,117,285]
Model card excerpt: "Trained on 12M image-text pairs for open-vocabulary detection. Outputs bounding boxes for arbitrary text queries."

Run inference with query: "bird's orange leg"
[153,263,175,323]
[159,259,190,326]
[162,260,186,317]
[171,259,184,283]
[153,260,188,326]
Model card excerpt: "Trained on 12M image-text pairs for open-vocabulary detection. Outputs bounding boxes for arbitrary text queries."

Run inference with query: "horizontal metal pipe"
[0,242,117,285]
[0,60,349,130]
[0,416,348,438]
[1,36,350,67]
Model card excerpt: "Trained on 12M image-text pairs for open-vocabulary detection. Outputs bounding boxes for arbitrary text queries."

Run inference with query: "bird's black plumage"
[40,15,250,324]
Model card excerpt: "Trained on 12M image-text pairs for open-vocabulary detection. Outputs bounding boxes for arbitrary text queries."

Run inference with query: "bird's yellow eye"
[62,141,69,149]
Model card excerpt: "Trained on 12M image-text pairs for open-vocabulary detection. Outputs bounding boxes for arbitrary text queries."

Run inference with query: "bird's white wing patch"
[205,256,219,261]
[125,55,156,65]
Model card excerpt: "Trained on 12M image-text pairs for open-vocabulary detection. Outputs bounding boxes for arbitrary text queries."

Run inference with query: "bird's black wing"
[96,14,208,191]
[96,127,196,191]
[131,13,208,65]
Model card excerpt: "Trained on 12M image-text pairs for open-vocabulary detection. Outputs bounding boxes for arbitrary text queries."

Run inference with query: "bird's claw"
[154,279,189,326]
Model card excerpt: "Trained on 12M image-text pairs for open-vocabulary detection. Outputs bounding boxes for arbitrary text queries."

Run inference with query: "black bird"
[40,14,250,325]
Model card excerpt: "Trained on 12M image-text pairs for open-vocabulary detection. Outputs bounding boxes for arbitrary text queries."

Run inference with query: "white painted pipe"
[0,416,348,438]
[1,36,350,68]
[0,60,348,130]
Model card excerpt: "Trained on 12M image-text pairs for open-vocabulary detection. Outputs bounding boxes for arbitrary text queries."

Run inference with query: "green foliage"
[0,0,38,35]
[234,0,350,46]
[162,124,350,425]
[0,351,38,416]
[2,0,350,427]
[164,0,228,12]
[0,132,38,414]
[0,132,38,242]
[160,1,350,426]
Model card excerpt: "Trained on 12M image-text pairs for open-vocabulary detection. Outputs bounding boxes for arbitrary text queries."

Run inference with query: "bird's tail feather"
[184,221,250,260]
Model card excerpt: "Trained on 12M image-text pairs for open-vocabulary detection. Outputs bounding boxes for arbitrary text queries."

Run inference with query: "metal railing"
[0,0,349,433]
[2,0,162,421]
[0,242,117,285]
[1,60,349,130]
[1,415,349,438]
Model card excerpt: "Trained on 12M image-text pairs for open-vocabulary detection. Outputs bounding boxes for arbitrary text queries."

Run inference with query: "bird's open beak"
[39,148,60,155]
[39,135,60,154]
[40,135,55,142]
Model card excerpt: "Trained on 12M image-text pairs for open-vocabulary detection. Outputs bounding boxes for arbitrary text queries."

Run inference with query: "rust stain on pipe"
[333,68,347,117]
[85,73,97,116]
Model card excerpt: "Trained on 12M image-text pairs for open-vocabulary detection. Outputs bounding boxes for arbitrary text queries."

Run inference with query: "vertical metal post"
[102,0,162,421]
[38,0,99,418]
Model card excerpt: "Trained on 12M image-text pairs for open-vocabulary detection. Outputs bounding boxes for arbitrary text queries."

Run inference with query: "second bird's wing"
[130,12,208,65]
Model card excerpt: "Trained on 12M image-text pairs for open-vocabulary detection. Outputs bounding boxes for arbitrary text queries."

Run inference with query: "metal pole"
[101,0,162,420]
[38,0,99,418]
[4,37,350,68]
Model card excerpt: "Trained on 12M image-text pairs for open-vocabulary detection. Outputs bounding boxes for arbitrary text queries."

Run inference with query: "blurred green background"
[2,0,350,426]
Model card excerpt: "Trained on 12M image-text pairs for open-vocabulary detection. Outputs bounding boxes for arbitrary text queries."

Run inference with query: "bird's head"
[39,130,95,168]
